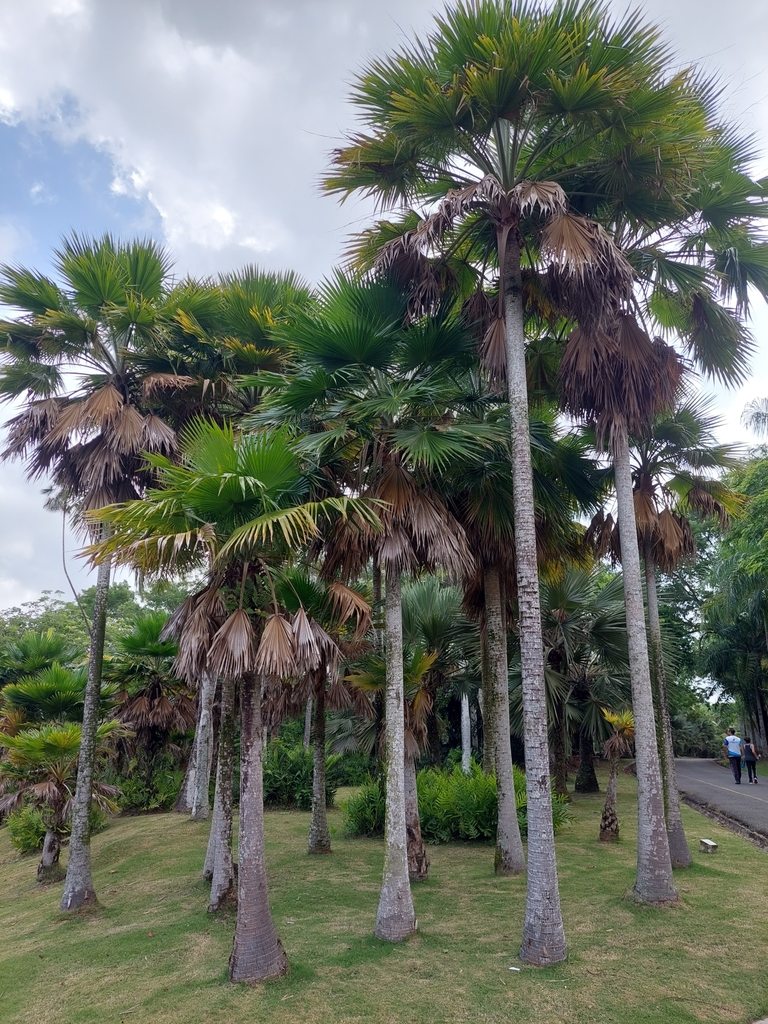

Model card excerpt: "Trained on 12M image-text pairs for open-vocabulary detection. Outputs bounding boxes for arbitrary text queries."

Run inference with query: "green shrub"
[105,751,185,813]
[262,741,340,810]
[6,804,108,854]
[343,763,572,841]
[334,750,376,786]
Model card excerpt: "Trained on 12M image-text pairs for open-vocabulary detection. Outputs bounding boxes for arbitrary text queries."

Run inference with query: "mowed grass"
[1,770,766,1024]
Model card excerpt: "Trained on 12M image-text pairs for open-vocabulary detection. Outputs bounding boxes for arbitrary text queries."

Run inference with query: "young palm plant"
[90,418,377,983]
[599,709,635,843]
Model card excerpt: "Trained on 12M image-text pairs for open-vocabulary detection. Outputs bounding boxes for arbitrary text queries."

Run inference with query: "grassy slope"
[1,771,766,1024]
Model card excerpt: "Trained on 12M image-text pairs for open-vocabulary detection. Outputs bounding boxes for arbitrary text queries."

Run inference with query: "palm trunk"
[461,693,471,773]
[405,749,429,881]
[303,696,313,751]
[485,565,525,875]
[207,676,236,910]
[613,425,677,903]
[575,728,600,793]
[552,712,569,800]
[190,671,217,822]
[308,674,331,855]
[60,550,111,911]
[229,675,288,983]
[480,627,496,774]
[174,737,197,814]
[503,232,566,963]
[38,829,63,883]
[643,541,692,869]
[599,754,620,842]
[374,563,417,942]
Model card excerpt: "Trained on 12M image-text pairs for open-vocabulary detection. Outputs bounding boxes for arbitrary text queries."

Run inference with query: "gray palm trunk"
[308,674,331,855]
[60,551,111,911]
[642,540,692,869]
[190,671,217,822]
[613,426,677,902]
[229,674,288,983]
[503,234,566,963]
[174,739,197,814]
[461,693,471,774]
[575,728,600,792]
[599,753,621,841]
[38,828,63,883]
[303,696,313,750]
[484,565,525,875]
[480,631,496,774]
[374,563,417,942]
[405,750,429,881]
[207,675,236,910]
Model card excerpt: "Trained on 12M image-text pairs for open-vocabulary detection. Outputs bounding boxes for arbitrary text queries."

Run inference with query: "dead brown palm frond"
[142,373,196,396]
[633,484,658,541]
[207,608,256,679]
[326,580,372,638]
[516,180,568,218]
[685,483,731,529]
[653,508,688,571]
[254,613,294,678]
[479,317,507,380]
[107,404,147,454]
[172,587,226,681]
[292,606,320,673]
[584,509,616,560]
[376,460,420,516]
[141,414,177,452]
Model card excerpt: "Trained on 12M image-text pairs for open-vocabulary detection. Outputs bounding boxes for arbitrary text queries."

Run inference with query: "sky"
[0,0,766,608]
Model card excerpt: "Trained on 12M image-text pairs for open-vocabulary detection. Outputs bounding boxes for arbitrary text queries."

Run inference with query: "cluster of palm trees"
[1,0,766,985]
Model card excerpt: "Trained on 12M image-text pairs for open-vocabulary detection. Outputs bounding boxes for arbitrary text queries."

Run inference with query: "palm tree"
[323,0,694,960]
[0,720,120,882]
[91,419,377,983]
[742,399,768,437]
[0,664,117,730]
[0,630,82,687]
[0,234,178,911]
[599,709,635,843]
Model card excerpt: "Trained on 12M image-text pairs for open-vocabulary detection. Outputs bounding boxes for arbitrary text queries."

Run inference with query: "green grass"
[1,769,766,1024]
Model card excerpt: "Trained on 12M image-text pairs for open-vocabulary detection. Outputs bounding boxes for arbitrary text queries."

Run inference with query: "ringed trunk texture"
[374,564,417,942]
[503,232,566,963]
[190,671,217,822]
[484,566,525,876]
[302,696,313,751]
[599,756,620,842]
[207,676,236,910]
[643,542,691,869]
[480,628,496,774]
[574,729,600,793]
[405,751,429,881]
[613,426,677,903]
[60,550,111,912]
[308,676,331,855]
[38,829,63,883]
[461,693,472,774]
[229,675,287,983]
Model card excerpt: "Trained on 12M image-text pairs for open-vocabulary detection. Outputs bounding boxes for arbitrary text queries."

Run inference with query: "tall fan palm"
[0,234,180,911]
[323,0,701,960]
[91,418,377,984]
[0,630,82,688]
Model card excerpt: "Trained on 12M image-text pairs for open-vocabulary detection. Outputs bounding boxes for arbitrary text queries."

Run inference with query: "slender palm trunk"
[229,675,288,983]
[38,829,63,883]
[303,697,313,751]
[480,627,496,774]
[485,565,525,875]
[190,671,217,822]
[552,711,569,800]
[613,425,677,903]
[503,233,566,963]
[308,675,331,855]
[642,542,691,869]
[174,739,197,814]
[575,728,600,793]
[405,749,429,881]
[374,563,417,942]
[60,551,111,911]
[599,754,620,842]
[207,676,236,910]
[461,693,472,773]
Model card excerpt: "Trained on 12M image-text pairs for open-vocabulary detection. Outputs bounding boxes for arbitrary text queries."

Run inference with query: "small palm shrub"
[6,804,107,854]
[262,741,341,810]
[105,751,185,812]
[344,763,572,841]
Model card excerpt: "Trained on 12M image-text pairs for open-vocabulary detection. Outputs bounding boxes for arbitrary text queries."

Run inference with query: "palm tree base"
[37,864,66,884]
[308,841,332,855]
[625,887,681,908]
[494,845,525,875]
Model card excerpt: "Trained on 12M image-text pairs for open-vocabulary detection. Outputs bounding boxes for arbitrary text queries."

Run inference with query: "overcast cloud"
[0,0,766,606]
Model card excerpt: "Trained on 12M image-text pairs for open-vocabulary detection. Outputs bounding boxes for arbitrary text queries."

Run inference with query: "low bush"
[105,750,185,813]
[343,762,572,841]
[6,804,108,854]
[263,741,340,810]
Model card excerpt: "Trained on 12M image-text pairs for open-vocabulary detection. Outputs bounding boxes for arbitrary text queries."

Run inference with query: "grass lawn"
[1,769,766,1024]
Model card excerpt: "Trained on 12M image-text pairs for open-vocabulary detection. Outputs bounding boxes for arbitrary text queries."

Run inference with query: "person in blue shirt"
[723,728,744,784]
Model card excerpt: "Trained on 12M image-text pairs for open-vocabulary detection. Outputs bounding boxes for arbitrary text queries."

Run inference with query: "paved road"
[675,758,768,837]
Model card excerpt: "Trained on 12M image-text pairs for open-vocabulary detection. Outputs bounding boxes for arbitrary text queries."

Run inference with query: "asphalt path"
[675,758,768,837]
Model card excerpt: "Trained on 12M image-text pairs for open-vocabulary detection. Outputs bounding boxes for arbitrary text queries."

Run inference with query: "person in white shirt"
[723,728,744,784]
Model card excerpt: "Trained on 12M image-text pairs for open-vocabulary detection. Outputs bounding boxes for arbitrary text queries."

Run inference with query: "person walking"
[723,728,744,784]
[743,736,759,784]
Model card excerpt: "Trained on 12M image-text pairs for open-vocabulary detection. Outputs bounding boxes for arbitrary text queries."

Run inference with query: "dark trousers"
[746,760,758,783]
[729,756,742,783]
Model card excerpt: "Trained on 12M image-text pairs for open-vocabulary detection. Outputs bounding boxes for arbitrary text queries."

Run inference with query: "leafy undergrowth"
[1,769,767,1024]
